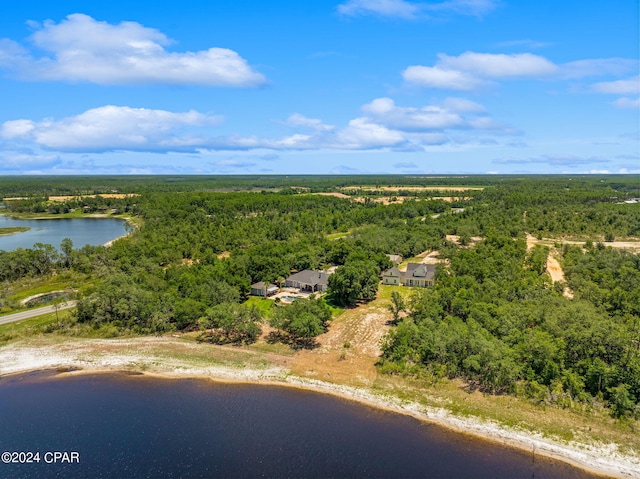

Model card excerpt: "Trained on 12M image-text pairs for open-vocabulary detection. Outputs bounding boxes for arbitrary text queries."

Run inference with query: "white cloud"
[0,14,265,87]
[0,97,515,154]
[613,97,640,109]
[402,65,482,90]
[0,153,61,171]
[1,119,36,138]
[593,76,640,94]
[361,97,464,130]
[393,161,418,169]
[493,154,610,166]
[403,52,556,90]
[285,113,335,131]
[334,117,407,149]
[403,51,638,91]
[337,0,497,18]
[497,39,552,49]
[338,0,420,18]
[1,105,223,152]
[441,97,486,112]
[559,58,638,79]
[439,52,557,77]
[424,0,497,16]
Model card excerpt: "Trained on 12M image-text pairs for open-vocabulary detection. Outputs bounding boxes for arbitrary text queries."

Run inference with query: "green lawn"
[244,296,276,317]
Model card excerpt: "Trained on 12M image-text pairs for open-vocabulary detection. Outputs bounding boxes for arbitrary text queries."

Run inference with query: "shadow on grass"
[197,329,259,346]
[265,330,319,350]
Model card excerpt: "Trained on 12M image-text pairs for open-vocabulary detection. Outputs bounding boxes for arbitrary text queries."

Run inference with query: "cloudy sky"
[0,0,638,175]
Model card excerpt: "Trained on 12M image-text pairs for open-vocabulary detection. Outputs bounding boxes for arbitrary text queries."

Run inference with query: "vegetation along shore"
[1,175,639,478]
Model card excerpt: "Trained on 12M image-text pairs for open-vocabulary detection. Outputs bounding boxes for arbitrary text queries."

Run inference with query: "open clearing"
[341,186,484,192]
[49,194,139,201]
[313,192,470,205]
[290,288,398,387]
[526,234,575,299]
[527,234,640,253]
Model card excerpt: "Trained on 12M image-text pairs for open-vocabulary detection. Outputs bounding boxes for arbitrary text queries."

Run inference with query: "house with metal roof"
[403,263,436,287]
[382,263,436,288]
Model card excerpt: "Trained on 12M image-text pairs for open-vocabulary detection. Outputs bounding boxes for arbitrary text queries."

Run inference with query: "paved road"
[0,301,77,326]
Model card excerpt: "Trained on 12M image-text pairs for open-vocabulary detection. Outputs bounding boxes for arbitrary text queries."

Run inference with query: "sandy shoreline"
[0,337,638,478]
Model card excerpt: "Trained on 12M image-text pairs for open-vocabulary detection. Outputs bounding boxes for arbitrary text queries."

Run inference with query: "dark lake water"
[0,371,602,479]
[0,216,127,251]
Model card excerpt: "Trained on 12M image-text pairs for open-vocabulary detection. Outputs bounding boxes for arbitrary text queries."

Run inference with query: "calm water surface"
[0,371,603,479]
[0,216,127,251]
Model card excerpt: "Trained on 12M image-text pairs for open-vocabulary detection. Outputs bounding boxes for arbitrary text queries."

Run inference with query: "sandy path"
[527,235,575,299]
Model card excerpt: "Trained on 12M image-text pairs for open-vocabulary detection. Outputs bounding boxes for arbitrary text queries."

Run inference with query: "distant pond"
[0,372,601,479]
[0,215,127,251]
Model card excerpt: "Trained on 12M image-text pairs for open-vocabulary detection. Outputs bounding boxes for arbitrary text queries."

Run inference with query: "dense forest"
[1,175,638,418]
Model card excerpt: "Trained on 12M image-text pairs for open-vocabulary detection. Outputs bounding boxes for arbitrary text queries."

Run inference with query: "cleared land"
[342,186,484,192]
[526,234,575,299]
[527,234,640,253]
[313,192,470,205]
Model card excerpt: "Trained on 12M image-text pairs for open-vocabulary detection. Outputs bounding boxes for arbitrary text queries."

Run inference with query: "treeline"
[4,195,140,215]
[379,234,640,418]
[2,174,637,198]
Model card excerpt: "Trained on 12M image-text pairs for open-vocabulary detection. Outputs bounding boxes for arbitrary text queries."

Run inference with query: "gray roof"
[404,263,436,280]
[251,281,278,290]
[383,267,402,277]
[286,270,329,286]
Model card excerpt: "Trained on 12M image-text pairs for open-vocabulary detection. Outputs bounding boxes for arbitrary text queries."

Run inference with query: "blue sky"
[0,0,638,175]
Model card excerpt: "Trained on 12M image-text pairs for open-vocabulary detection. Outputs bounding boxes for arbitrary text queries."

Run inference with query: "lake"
[0,371,602,479]
[0,216,127,251]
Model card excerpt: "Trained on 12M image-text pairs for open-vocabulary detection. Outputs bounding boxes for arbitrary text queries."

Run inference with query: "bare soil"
[291,299,392,387]
[527,234,640,253]
[446,234,484,246]
[342,186,484,192]
[314,192,351,199]
[48,194,139,201]
[526,234,575,299]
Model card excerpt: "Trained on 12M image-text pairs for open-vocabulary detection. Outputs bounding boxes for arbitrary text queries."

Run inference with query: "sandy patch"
[342,186,484,192]
[314,192,351,199]
[420,250,442,264]
[446,234,484,246]
[48,194,139,201]
[527,234,640,253]
[291,303,392,387]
